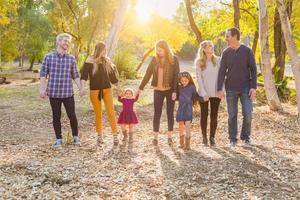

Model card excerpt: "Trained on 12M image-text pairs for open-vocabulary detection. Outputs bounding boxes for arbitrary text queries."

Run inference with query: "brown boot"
[168,137,173,146]
[179,135,185,148]
[184,137,191,150]
[128,132,133,143]
[122,130,128,142]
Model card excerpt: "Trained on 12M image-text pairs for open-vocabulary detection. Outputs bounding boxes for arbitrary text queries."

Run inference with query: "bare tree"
[276,0,300,115]
[257,0,282,111]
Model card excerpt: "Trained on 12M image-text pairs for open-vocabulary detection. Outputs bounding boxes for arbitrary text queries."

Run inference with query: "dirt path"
[0,80,299,199]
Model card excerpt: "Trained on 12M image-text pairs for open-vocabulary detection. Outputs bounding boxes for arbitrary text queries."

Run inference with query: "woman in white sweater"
[195,40,222,146]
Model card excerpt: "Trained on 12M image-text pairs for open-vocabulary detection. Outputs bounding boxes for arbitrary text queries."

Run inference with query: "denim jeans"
[226,87,253,142]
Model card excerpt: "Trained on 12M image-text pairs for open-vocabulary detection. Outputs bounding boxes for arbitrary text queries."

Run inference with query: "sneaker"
[113,135,119,146]
[229,141,236,148]
[97,135,104,146]
[53,139,63,148]
[73,136,81,145]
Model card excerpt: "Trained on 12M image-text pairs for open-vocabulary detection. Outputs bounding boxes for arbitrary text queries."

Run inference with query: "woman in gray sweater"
[195,40,222,146]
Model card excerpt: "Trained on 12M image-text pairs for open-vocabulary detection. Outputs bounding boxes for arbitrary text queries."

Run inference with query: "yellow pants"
[90,88,118,135]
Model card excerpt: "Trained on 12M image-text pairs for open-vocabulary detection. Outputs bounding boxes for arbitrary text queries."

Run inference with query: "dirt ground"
[0,79,299,199]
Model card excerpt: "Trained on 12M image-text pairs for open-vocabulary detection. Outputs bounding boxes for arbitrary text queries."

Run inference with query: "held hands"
[249,88,256,100]
[172,92,176,101]
[203,96,209,102]
[79,87,87,97]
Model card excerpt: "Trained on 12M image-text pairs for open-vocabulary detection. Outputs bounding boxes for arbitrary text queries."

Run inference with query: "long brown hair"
[89,42,114,75]
[155,40,174,66]
[195,40,217,71]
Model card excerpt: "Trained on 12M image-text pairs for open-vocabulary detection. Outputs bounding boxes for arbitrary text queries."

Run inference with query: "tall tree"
[257,0,282,111]
[233,0,241,29]
[184,0,202,44]
[276,0,300,115]
[273,0,293,82]
[106,0,129,59]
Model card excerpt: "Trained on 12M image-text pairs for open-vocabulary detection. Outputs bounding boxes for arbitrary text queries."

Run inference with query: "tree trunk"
[276,0,300,115]
[136,47,155,71]
[252,29,259,55]
[106,0,129,59]
[273,0,293,82]
[273,7,286,81]
[19,53,24,69]
[257,0,283,111]
[28,56,35,71]
[184,0,202,44]
[233,0,241,29]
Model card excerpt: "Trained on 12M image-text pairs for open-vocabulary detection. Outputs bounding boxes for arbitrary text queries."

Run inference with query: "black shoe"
[244,139,251,145]
[203,137,208,146]
[210,137,216,146]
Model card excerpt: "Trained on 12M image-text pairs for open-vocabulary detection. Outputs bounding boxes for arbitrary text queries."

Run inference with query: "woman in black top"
[138,40,180,146]
[81,42,120,146]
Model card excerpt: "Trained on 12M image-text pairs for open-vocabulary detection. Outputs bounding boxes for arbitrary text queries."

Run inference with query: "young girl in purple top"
[117,88,139,143]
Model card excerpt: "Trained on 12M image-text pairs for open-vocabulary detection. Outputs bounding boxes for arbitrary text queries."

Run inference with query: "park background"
[0,0,300,199]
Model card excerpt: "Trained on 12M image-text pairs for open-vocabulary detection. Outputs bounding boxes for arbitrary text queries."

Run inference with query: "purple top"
[40,51,79,98]
[118,94,139,112]
[217,44,257,92]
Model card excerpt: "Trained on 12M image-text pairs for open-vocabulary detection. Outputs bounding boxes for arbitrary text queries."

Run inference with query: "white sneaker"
[53,139,63,148]
[73,136,81,145]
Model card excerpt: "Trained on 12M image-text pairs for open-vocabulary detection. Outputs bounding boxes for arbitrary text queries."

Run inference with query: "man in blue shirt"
[40,33,84,147]
[217,28,257,147]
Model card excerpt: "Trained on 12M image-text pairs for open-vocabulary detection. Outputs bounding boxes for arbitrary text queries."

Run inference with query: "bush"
[113,49,139,80]
[177,41,198,59]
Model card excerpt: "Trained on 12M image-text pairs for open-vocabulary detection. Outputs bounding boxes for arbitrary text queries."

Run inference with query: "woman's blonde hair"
[89,42,114,75]
[195,40,217,71]
[155,40,174,65]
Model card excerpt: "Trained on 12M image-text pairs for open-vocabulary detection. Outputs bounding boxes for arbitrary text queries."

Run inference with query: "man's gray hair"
[56,33,72,43]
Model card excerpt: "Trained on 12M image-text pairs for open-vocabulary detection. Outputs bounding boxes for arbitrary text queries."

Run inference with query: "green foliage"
[77,53,88,70]
[113,49,138,80]
[177,40,198,59]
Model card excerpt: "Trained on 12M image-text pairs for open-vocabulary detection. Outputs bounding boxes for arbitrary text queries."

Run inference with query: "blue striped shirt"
[40,51,79,98]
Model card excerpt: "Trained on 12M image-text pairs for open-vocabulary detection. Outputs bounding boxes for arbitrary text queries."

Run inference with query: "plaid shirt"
[40,51,80,98]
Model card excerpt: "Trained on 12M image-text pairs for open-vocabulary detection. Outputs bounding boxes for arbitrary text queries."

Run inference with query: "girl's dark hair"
[178,71,199,108]
[178,71,195,86]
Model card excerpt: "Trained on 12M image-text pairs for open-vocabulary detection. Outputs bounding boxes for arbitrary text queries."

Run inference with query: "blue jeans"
[226,87,253,142]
